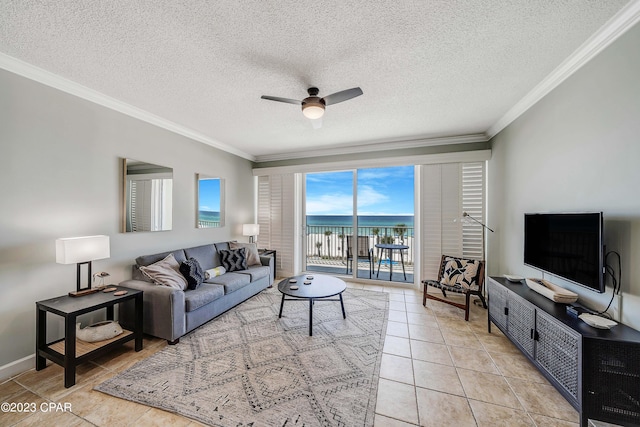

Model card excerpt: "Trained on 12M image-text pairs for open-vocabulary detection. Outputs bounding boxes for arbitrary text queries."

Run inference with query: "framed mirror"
[197,174,224,228]
[122,159,173,232]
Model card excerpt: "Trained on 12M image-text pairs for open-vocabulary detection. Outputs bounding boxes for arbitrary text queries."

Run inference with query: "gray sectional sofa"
[118,241,274,343]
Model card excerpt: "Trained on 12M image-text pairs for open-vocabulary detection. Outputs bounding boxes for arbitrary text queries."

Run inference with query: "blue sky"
[306,166,414,215]
[198,178,221,212]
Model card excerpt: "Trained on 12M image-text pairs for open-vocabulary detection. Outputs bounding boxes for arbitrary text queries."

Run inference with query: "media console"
[487,277,640,427]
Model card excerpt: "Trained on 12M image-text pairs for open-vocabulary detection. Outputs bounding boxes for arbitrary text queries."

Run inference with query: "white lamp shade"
[56,235,110,264]
[242,224,260,237]
[302,104,325,119]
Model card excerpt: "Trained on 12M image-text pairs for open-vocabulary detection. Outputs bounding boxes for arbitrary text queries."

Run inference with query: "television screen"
[524,212,604,293]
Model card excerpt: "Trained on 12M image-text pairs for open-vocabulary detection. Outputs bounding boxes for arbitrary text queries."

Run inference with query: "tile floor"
[1,282,580,426]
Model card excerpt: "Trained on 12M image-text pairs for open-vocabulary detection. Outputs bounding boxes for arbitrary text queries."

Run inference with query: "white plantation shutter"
[420,162,485,279]
[257,174,295,277]
[462,162,486,259]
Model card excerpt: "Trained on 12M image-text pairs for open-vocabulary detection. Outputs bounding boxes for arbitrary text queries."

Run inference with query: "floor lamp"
[462,212,494,303]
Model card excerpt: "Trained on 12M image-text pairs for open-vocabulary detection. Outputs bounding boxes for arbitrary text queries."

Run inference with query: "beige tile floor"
[1,282,579,426]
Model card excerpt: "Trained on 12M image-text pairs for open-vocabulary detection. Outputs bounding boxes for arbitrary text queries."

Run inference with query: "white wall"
[487,22,640,329]
[0,69,255,373]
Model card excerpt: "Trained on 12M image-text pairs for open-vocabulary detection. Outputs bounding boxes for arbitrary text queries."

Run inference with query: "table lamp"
[242,224,260,243]
[56,235,110,297]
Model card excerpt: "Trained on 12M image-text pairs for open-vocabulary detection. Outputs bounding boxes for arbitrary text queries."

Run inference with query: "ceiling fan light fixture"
[302,98,325,119]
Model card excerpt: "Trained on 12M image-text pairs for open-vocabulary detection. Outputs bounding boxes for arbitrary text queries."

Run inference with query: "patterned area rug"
[96,287,389,426]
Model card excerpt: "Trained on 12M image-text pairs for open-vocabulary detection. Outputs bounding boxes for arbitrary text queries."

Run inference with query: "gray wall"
[0,69,255,368]
[487,22,640,328]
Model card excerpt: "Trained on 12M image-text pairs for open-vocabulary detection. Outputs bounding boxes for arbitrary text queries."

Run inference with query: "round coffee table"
[277,274,347,336]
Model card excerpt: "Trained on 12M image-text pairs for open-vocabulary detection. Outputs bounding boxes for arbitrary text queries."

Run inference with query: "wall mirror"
[197,174,224,228]
[123,158,173,232]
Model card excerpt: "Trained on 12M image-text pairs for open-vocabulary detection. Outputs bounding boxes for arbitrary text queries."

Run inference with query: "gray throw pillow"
[229,242,261,266]
[139,253,188,291]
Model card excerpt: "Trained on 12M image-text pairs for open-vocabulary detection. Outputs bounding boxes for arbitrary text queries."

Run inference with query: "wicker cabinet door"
[535,310,581,401]
[487,279,508,331]
[506,296,535,357]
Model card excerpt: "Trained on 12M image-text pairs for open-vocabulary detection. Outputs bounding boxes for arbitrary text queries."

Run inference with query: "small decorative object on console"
[504,274,524,282]
[579,313,618,329]
[525,278,578,303]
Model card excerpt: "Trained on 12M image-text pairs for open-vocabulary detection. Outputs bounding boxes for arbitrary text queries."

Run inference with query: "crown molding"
[0,53,255,161]
[254,133,489,163]
[253,149,491,176]
[488,0,640,138]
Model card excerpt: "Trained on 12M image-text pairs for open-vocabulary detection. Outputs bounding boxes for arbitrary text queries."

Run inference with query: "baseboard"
[0,354,35,382]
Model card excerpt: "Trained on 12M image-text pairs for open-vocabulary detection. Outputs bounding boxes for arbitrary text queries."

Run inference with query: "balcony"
[306,225,414,283]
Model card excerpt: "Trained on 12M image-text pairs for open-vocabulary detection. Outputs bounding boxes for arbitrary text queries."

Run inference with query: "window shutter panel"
[257,174,295,277]
[420,162,485,279]
[462,162,486,259]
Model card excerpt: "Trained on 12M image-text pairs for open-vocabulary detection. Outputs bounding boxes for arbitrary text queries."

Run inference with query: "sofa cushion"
[184,284,225,312]
[139,254,188,291]
[136,249,187,267]
[184,244,218,271]
[237,265,270,281]
[214,241,230,252]
[219,248,247,272]
[229,242,261,266]
[180,257,205,290]
[206,272,251,294]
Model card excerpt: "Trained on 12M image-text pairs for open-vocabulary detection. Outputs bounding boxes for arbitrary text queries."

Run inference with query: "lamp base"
[68,287,103,297]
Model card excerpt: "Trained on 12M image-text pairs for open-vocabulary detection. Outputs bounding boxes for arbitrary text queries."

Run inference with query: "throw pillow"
[229,242,261,266]
[219,248,247,272]
[139,253,188,291]
[204,266,226,280]
[180,257,205,290]
[440,257,480,290]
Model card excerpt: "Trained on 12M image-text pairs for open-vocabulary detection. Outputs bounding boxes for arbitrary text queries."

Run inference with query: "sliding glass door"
[304,166,414,283]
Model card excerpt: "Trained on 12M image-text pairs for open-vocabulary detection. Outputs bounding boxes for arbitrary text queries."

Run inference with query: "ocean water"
[199,211,220,222]
[307,215,413,227]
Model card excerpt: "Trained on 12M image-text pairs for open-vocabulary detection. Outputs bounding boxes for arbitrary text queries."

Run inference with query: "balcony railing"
[305,225,414,273]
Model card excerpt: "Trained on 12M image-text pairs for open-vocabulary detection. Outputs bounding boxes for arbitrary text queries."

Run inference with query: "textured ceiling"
[0,1,632,160]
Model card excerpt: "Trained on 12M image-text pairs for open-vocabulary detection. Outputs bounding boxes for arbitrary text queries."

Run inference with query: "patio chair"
[422,255,486,321]
[346,235,373,278]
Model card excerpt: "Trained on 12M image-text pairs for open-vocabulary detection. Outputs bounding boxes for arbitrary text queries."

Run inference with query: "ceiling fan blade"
[322,87,363,106]
[260,95,301,105]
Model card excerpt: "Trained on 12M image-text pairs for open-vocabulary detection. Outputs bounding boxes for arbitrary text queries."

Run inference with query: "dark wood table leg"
[64,314,76,388]
[36,306,46,370]
[309,298,313,336]
[134,293,143,351]
[388,249,393,281]
[279,293,286,318]
[400,249,406,280]
[339,293,346,319]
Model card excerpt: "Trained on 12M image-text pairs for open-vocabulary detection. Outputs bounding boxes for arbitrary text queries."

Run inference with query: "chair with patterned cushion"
[422,255,486,321]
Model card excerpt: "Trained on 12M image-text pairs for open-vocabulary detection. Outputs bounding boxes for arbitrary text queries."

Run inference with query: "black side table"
[36,286,143,388]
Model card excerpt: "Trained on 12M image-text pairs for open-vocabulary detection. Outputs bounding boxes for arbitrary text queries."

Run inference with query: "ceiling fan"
[261,86,363,120]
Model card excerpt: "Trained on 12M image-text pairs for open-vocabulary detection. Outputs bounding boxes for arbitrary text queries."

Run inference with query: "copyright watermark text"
[1,401,72,413]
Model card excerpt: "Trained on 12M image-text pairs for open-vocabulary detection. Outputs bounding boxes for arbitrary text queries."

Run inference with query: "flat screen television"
[524,212,604,293]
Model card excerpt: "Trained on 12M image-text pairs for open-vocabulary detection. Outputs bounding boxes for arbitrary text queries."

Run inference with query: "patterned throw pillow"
[179,257,205,290]
[219,248,247,272]
[139,253,188,291]
[440,257,480,290]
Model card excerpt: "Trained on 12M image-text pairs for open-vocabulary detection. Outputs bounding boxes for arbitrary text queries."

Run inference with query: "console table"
[487,277,640,427]
[36,286,143,388]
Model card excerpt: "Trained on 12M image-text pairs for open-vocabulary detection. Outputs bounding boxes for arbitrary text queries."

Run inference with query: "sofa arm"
[260,255,275,284]
[118,279,186,342]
